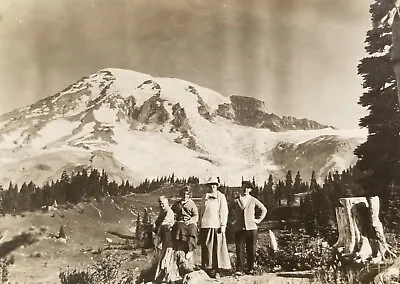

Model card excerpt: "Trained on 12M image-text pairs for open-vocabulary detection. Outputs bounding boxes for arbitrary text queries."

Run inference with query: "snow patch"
[0,120,8,130]
[105,68,153,105]
[93,106,118,124]
[0,130,23,148]
[32,119,80,148]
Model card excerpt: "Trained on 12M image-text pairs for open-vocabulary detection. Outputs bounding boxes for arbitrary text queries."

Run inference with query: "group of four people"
[152,177,267,282]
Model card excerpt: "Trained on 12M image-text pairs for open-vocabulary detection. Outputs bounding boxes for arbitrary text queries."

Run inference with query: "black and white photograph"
[0,0,399,283]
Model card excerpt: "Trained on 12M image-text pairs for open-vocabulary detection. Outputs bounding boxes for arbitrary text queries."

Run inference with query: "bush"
[256,231,400,284]
[385,232,400,255]
[59,255,134,284]
[256,231,333,272]
[0,259,9,284]
[30,252,42,258]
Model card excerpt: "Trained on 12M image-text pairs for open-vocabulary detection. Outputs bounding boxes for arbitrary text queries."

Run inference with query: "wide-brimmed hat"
[204,176,220,186]
[241,180,254,190]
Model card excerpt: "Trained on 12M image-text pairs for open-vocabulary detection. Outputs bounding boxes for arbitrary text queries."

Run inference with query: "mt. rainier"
[0,68,366,187]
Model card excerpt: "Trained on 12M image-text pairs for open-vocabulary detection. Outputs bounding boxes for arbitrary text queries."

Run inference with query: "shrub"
[59,255,134,284]
[256,231,333,272]
[385,232,400,255]
[0,255,16,283]
[30,252,42,258]
[0,259,9,284]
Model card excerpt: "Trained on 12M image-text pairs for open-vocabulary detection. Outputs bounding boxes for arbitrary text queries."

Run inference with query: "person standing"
[233,180,267,275]
[153,196,181,283]
[171,186,198,267]
[198,176,231,278]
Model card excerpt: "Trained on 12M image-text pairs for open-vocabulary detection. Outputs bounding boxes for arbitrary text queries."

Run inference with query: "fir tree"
[285,170,295,205]
[18,182,30,213]
[263,175,275,212]
[293,171,302,194]
[135,214,142,240]
[275,180,284,206]
[355,0,400,213]
[301,194,317,235]
[0,185,4,214]
[58,225,66,239]
[310,171,319,191]
[384,184,400,232]
[100,169,109,197]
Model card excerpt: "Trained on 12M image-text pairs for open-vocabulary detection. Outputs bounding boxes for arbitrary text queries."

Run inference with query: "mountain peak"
[0,68,366,187]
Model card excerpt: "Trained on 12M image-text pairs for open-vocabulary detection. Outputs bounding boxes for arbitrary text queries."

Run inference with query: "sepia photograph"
[0,0,399,283]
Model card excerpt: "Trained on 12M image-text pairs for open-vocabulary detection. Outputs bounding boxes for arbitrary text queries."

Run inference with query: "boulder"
[183,270,218,284]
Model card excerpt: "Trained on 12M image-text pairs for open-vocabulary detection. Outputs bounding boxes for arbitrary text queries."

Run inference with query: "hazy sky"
[0,0,370,129]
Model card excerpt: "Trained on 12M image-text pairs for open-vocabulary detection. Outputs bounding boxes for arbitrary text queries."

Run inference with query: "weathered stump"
[334,196,395,263]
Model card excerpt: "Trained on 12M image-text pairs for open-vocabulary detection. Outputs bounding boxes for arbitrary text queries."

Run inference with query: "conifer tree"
[100,169,108,197]
[135,214,142,240]
[0,185,4,214]
[59,225,66,239]
[310,171,319,191]
[263,175,275,212]
[285,170,295,205]
[293,171,302,194]
[301,194,317,235]
[355,0,400,212]
[384,184,400,232]
[275,180,284,206]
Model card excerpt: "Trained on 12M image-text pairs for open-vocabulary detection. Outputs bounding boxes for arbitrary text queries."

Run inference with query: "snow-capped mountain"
[0,68,367,187]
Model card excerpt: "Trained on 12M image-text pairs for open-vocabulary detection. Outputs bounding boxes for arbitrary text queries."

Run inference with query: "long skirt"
[199,228,231,270]
[171,222,197,252]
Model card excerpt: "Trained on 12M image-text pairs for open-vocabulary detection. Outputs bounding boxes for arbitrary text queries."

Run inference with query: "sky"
[0,0,370,129]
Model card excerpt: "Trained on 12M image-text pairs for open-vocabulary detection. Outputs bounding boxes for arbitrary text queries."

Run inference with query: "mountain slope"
[0,68,367,187]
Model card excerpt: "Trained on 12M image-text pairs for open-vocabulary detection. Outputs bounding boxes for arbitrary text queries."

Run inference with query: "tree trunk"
[333,197,395,263]
[392,8,400,108]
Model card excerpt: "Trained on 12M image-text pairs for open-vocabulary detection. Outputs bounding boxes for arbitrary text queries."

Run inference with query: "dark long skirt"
[171,222,197,252]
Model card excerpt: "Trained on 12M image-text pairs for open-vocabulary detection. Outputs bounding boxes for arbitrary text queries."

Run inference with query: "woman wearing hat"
[171,186,198,267]
[232,180,267,275]
[198,176,231,278]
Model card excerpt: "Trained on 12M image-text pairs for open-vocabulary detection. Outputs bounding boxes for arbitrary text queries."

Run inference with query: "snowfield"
[0,68,367,187]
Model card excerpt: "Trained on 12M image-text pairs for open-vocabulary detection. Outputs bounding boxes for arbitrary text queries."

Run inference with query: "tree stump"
[333,196,396,263]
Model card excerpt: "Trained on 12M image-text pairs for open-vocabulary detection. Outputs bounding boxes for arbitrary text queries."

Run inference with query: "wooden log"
[106,230,136,240]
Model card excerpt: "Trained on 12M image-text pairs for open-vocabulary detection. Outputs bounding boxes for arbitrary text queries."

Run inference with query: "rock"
[171,103,189,132]
[374,256,400,283]
[59,238,67,244]
[182,270,218,284]
[105,237,113,243]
